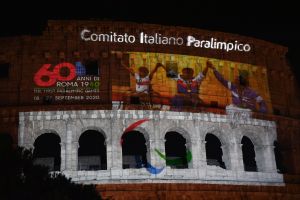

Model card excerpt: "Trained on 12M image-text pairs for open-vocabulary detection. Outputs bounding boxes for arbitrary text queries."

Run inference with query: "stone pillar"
[60,142,66,171]
[148,139,155,166]
[150,139,165,168]
[71,142,79,170]
[221,144,231,170]
[199,140,207,168]
[189,138,200,169]
[254,145,264,172]
[18,118,25,146]
[256,144,277,172]
[110,121,123,170]
[265,145,278,172]
[229,141,244,171]
[105,138,112,170]
[110,120,123,179]
[111,139,122,170]
[65,120,78,171]
[151,118,165,169]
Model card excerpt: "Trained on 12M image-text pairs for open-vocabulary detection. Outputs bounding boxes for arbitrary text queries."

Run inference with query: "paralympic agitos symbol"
[122,119,192,174]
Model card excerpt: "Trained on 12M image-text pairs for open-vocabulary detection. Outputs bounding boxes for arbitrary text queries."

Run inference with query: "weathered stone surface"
[19,108,282,185]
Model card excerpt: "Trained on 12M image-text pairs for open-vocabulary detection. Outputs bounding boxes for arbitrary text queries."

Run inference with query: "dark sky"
[1,1,299,83]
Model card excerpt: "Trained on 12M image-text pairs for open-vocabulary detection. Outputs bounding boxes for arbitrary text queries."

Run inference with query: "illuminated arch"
[241,136,257,172]
[78,129,107,170]
[205,133,226,169]
[121,129,149,169]
[164,130,189,169]
[163,126,191,145]
[33,132,61,171]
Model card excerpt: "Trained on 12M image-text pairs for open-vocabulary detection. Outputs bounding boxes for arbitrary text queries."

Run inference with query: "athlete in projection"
[120,58,162,107]
[157,62,208,110]
[207,61,267,113]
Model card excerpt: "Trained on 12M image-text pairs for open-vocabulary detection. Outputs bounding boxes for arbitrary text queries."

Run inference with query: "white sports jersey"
[135,73,150,93]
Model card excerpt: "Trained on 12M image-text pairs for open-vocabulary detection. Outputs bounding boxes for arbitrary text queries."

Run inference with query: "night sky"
[1,1,299,84]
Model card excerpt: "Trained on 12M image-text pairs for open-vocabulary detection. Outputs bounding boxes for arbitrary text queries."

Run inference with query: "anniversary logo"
[33,61,101,102]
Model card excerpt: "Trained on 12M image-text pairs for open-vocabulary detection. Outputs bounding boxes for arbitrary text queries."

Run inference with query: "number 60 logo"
[34,62,76,87]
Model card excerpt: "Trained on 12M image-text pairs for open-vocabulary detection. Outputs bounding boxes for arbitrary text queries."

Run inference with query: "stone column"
[18,118,25,146]
[65,120,78,171]
[150,139,165,168]
[150,118,165,169]
[60,142,66,171]
[221,144,231,170]
[256,144,277,172]
[71,142,79,170]
[189,138,201,169]
[229,141,244,172]
[105,138,112,170]
[254,145,264,172]
[199,139,207,168]
[148,139,155,166]
[110,120,123,170]
[265,144,278,172]
[110,120,124,179]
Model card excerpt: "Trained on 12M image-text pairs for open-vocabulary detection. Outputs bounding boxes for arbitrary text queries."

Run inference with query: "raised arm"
[207,61,232,89]
[149,63,162,80]
[194,63,209,82]
[121,61,135,76]
[202,64,209,76]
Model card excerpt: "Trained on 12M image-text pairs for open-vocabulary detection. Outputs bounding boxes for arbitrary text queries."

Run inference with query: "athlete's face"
[138,67,149,78]
[181,68,194,80]
[235,75,248,87]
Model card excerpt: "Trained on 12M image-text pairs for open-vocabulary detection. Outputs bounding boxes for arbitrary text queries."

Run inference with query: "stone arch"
[33,132,61,171]
[205,133,226,169]
[202,127,231,170]
[202,127,230,146]
[30,119,66,145]
[241,136,257,172]
[163,126,192,145]
[34,129,60,142]
[78,129,107,170]
[163,127,192,169]
[238,128,274,172]
[120,127,150,169]
[131,126,151,143]
[237,128,265,147]
[77,126,108,143]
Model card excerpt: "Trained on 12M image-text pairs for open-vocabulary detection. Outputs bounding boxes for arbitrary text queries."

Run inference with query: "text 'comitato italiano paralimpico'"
[80,29,251,52]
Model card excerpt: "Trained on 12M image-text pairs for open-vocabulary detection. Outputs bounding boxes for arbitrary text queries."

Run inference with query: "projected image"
[207,61,267,113]
[33,60,101,104]
[112,52,272,113]
[157,62,208,111]
[120,60,162,107]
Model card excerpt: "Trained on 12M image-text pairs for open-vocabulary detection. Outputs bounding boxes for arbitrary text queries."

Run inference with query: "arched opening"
[241,136,257,172]
[33,133,61,171]
[121,131,148,169]
[78,130,107,170]
[274,141,284,173]
[205,133,226,169]
[165,131,188,169]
